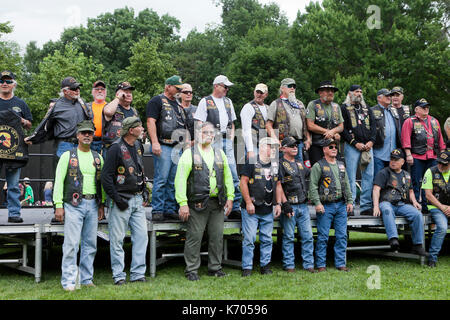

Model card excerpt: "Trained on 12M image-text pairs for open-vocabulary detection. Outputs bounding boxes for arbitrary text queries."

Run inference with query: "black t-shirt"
[146,94,181,121]
[119,105,139,119]
[374,167,412,190]
[0,96,32,121]
[240,161,274,214]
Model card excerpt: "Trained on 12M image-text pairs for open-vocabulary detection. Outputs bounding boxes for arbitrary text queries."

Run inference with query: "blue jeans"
[429,208,448,262]
[56,141,77,158]
[411,158,436,210]
[241,209,274,270]
[373,157,389,181]
[151,144,179,214]
[315,201,348,268]
[344,143,374,211]
[379,201,424,245]
[109,194,148,282]
[61,199,98,288]
[215,138,241,212]
[1,165,21,218]
[280,203,314,269]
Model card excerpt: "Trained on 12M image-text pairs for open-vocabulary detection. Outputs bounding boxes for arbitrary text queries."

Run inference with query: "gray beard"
[288,92,297,103]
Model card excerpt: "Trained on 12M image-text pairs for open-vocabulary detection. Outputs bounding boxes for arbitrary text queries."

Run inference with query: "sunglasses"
[255,90,265,94]
[218,84,229,90]
[328,145,337,150]
[181,91,192,95]
[0,79,14,84]
[287,84,296,89]
[285,144,298,148]
[79,131,94,136]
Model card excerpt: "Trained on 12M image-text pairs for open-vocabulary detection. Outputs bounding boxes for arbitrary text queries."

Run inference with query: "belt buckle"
[195,203,203,209]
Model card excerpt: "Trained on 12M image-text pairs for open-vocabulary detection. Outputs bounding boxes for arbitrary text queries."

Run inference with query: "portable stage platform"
[0,207,434,282]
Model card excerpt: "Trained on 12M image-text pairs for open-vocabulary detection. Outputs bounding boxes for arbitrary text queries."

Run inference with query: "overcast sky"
[0,0,316,53]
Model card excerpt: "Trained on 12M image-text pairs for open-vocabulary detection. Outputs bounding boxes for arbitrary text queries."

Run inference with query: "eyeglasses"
[94,88,106,91]
[79,131,94,136]
[287,84,296,89]
[0,79,14,84]
[181,91,192,95]
[218,84,229,90]
[328,145,337,150]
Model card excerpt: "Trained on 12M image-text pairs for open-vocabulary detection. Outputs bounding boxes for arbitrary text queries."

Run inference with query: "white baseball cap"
[213,75,234,86]
[255,83,268,93]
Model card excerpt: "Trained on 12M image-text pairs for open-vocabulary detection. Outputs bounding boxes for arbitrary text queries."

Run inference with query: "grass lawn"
[0,231,449,300]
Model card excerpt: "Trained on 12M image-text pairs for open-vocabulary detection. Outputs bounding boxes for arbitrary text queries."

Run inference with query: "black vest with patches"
[311,99,341,147]
[157,95,186,145]
[410,116,440,156]
[430,166,450,205]
[113,139,145,195]
[380,168,411,204]
[371,105,401,148]
[103,105,138,145]
[248,159,278,207]
[63,148,102,206]
[250,101,266,143]
[317,159,347,203]
[280,158,309,204]
[205,96,232,132]
[187,145,226,211]
[184,105,197,141]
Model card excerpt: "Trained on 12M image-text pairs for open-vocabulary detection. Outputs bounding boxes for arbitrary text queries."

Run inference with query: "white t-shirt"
[240,102,268,152]
[194,96,237,133]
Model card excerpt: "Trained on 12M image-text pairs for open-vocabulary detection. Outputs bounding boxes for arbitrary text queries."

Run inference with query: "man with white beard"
[389,86,410,129]
[266,78,310,163]
[341,85,377,215]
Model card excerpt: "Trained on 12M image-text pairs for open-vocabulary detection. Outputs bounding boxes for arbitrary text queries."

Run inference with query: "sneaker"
[208,269,226,277]
[260,265,273,275]
[411,245,429,257]
[186,272,200,281]
[114,279,126,286]
[389,238,400,252]
[242,269,252,277]
[152,212,164,222]
[428,260,437,268]
[131,277,147,283]
[8,216,23,223]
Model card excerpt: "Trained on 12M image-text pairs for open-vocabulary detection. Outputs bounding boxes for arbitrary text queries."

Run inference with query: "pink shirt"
[401,115,445,160]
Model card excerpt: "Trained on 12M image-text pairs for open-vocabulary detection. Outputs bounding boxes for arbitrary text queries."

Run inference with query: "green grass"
[0,233,449,300]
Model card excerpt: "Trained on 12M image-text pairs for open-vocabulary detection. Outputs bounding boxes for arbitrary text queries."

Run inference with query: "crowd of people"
[0,69,449,290]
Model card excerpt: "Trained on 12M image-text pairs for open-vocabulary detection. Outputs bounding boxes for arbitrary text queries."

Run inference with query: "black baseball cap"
[93,80,106,88]
[323,139,338,147]
[61,77,82,90]
[377,88,391,96]
[437,150,450,165]
[0,70,15,79]
[281,136,297,148]
[414,98,430,108]
[390,148,405,160]
[116,81,135,92]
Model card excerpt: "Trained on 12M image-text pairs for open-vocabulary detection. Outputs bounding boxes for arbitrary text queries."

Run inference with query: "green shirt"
[53,149,106,208]
[306,100,344,124]
[309,160,352,206]
[175,145,235,207]
[422,168,450,210]
[24,185,34,205]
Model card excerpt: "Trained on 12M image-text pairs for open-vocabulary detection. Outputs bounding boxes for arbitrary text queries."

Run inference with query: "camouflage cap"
[77,120,95,133]
[121,116,142,137]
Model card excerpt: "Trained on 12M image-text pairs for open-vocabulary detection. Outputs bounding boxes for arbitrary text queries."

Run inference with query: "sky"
[0,0,316,53]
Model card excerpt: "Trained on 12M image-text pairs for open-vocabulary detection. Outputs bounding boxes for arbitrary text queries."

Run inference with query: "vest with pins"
[380,168,412,204]
[113,139,145,195]
[205,96,232,132]
[430,166,450,205]
[103,105,138,145]
[280,157,309,204]
[317,159,347,203]
[248,159,278,207]
[311,99,341,147]
[410,116,440,156]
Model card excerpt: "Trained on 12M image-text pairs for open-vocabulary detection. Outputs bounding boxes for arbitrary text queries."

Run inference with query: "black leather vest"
[205,96,232,132]
[280,157,309,204]
[187,145,226,211]
[430,166,450,205]
[380,168,411,204]
[103,105,138,145]
[317,159,347,203]
[371,104,401,148]
[113,139,145,195]
[184,105,197,141]
[157,95,186,145]
[248,159,278,207]
[63,148,102,206]
[311,99,341,147]
[343,103,371,130]
[410,116,440,156]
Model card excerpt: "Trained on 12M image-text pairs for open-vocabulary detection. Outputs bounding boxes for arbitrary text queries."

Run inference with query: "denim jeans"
[280,203,314,269]
[428,208,448,262]
[151,144,179,215]
[215,138,241,212]
[109,194,148,282]
[56,141,78,158]
[61,199,98,288]
[1,165,21,218]
[344,143,374,212]
[373,157,389,181]
[379,201,424,245]
[315,201,348,268]
[411,158,436,210]
[241,208,274,270]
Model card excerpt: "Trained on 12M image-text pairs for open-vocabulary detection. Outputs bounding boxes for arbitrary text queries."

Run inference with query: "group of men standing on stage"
[0,69,448,289]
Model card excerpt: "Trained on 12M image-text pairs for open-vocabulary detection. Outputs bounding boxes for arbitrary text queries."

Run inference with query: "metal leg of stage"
[35,230,42,283]
[149,230,156,278]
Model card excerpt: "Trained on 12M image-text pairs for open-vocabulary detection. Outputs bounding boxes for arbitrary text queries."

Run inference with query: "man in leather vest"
[277,136,316,273]
[240,137,281,277]
[306,80,344,166]
[373,148,428,256]
[309,139,353,272]
[401,99,445,212]
[53,120,105,291]
[0,70,33,223]
[341,85,377,215]
[371,88,402,178]
[267,78,310,163]
[175,122,234,281]
[194,75,242,218]
[178,83,197,143]
[422,150,450,267]
[390,86,410,129]
[240,83,270,164]
[87,80,108,154]
[101,117,149,285]
[147,75,186,221]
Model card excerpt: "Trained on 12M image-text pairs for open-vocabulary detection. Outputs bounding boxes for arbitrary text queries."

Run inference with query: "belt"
[323,198,344,204]
[83,194,97,200]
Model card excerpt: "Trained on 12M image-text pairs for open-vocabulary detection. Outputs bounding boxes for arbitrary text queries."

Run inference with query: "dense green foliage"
[0,0,448,126]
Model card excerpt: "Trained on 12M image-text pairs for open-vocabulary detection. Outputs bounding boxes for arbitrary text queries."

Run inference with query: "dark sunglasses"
[0,79,14,84]
[287,84,296,89]
[218,84,229,90]
[328,145,337,150]
[255,90,265,94]
[181,91,192,95]
[285,144,298,148]
[80,131,94,136]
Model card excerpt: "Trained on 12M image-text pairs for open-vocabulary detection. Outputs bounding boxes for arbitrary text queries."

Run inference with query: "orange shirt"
[92,101,107,137]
